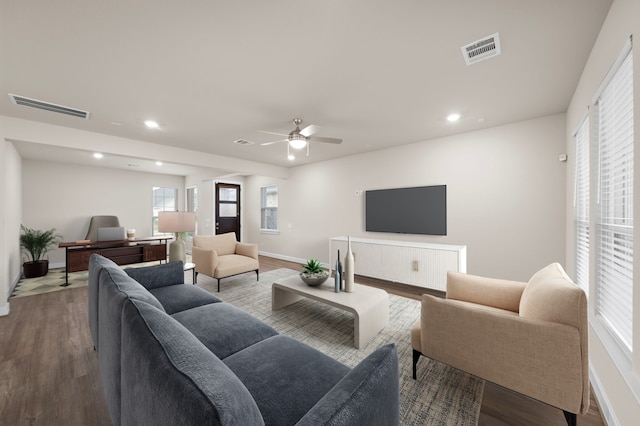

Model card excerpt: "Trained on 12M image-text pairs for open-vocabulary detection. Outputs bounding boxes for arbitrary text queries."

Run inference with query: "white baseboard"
[590,366,620,426]
[258,251,330,269]
[51,262,65,269]
[0,303,9,316]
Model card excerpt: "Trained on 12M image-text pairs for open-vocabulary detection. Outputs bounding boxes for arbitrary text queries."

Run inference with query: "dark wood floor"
[0,256,605,425]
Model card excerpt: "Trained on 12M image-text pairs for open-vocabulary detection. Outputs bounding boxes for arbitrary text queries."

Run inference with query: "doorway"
[215,182,241,241]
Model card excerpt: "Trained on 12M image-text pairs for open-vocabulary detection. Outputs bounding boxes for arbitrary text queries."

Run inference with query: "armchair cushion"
[194,233,237,256]
[447,271,526,313]
[520,262,586,328]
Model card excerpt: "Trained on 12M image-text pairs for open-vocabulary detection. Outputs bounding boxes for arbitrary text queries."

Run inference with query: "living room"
[1,0,639,425]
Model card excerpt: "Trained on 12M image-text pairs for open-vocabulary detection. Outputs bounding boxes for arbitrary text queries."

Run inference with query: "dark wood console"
[59,237,170,286]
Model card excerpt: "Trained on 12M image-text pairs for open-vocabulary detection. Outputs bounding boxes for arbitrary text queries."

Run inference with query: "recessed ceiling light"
[288,154,295,161]
[155,161,163,166]
[144,120,159,129]
[447,113,461,122]
[93,152,103,159]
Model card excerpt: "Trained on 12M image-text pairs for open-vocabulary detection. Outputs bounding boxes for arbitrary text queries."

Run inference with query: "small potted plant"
[300,259,329,286]
[20,225,63,278]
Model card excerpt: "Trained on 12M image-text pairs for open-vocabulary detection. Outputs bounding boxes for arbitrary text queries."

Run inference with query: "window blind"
[574,115,590,294]
[594,43,634,353]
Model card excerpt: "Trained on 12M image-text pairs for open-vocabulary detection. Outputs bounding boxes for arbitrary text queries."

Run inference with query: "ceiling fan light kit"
[259,118,343,160]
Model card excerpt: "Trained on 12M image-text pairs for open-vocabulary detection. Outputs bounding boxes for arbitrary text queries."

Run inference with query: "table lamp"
[157,211,196,264]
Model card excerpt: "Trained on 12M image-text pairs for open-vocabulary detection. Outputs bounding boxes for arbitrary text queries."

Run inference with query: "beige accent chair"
[192,233,259,292]
[411,263,588,426]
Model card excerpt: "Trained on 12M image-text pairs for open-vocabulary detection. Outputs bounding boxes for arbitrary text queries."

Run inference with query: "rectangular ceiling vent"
[461,32,501,66]
[9,93,90,119]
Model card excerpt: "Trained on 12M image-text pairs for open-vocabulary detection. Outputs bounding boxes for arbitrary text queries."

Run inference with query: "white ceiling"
[1,0,612,173]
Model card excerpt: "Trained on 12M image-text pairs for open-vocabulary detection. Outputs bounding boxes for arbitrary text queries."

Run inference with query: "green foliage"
[19,225,63,262]
[302,259,325,274]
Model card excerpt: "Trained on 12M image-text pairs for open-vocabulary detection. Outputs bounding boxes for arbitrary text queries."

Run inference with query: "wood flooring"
[0,256,605,426]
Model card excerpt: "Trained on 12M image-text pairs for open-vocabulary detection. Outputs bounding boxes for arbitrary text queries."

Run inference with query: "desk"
[59,237,170,286]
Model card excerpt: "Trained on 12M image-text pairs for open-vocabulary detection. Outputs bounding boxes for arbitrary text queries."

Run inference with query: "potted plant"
[20,225,63,278]
[300,259,329,286]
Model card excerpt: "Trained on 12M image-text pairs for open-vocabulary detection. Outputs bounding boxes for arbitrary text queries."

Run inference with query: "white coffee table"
[272,276,389,349]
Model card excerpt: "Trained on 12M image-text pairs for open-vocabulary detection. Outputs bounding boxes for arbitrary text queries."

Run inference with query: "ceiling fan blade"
[299,124,320,137]
[308,136,342,144]
[260,139,288,146]
[258,130,289,137]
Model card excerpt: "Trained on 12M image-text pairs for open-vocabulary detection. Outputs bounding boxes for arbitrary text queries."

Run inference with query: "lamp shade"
[158,211,196,233]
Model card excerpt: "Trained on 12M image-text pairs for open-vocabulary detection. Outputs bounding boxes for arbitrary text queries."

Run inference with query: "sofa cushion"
[519,263,586,328]
[215,254,259,278]
[171,302,278,359]
[121,298,264,426]
[149,285,222,315]
[194,233,237,256]
[297,344,399,426]
[88,254,120,352]
[223,335,350,426]
[125,260,185,289]
[97,264,165,425]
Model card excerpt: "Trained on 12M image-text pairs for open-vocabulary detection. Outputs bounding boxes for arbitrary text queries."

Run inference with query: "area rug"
[197,268,485,426]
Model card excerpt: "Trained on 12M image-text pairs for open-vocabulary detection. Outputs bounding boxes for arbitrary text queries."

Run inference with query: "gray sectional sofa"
[88,254,400,425]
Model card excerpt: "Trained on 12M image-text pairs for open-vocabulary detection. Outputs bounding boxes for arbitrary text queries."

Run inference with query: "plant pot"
[300,271,329,287]
[23,260,49,278]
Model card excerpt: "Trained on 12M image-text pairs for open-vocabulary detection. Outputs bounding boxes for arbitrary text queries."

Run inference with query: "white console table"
[329,236,466,292]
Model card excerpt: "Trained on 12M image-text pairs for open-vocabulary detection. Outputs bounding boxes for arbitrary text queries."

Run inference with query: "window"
[153,187,178,235]
[574,115,590,294]
[187,186,198,236]
[594,42,633,354]
[261,186,278,231]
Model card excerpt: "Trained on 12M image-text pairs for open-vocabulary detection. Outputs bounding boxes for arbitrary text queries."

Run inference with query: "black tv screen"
[365,185,446,235]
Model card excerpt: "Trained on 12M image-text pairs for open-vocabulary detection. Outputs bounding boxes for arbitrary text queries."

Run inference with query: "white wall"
[247,114,567,282]
[22,160,185,266]
[565,0,640,424]
[1,141,22,315]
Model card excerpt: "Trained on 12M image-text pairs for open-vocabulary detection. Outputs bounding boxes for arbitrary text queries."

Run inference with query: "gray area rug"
[198,268,485,426]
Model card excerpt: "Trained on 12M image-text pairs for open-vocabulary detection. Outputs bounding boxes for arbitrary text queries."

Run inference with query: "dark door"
[215,182,241,241]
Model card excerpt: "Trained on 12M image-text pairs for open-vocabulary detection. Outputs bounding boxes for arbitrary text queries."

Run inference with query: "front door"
[215,182,241,241]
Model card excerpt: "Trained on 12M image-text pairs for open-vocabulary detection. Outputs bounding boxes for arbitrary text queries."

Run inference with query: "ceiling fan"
[260,118,342,158]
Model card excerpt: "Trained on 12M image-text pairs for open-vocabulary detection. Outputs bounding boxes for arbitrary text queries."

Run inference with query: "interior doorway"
[215,182,241,241]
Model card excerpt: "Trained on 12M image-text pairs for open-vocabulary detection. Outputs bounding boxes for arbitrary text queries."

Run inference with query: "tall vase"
[344,236,355,293]
[337,250,343,291]
[334,256,341,293]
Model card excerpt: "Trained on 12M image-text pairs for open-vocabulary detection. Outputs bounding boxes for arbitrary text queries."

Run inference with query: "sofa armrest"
[192,246,219,275]
[421,295,586,414]
[296,344,399,426]
[236,242,258,260]
[446,271,526,312]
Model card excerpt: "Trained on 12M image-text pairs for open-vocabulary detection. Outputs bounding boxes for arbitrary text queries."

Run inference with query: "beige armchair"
[192,233,259,292]
[411,263,588,426]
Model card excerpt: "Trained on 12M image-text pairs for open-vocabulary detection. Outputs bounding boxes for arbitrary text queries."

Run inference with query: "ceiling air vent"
[461,32,501,66]
[234,139,254,145]
[9,93,90,119]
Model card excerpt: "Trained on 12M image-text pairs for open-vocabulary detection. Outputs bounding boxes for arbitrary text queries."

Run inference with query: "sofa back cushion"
[88,254,119,352]
[126,260,185,290]
[194,233,237,256]
[98,264,165,425]
[519,263,586,329]
[121,298,265,426]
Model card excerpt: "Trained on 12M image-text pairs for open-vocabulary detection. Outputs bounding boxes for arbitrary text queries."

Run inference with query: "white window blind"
[594,42,634,353]
[574,115,590,294]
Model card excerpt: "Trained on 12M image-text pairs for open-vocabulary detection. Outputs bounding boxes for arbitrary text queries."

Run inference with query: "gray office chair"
[85,216,120,242]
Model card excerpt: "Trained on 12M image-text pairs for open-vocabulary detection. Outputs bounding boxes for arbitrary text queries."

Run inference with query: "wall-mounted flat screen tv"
[365,185,446,235]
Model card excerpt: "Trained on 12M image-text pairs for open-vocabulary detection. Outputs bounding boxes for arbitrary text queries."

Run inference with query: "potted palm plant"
[20,225,62,278]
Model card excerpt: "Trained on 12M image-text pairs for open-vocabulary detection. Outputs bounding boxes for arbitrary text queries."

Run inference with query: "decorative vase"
[337,249,343,291]
[344,236,355,293]
[334,257,341,293]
